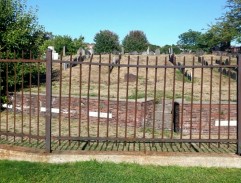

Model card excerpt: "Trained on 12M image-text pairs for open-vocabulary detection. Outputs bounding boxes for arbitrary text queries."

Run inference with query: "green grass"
[1,160,241,183]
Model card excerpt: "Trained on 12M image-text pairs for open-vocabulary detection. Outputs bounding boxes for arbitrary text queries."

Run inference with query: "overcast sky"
[27,0,227,46]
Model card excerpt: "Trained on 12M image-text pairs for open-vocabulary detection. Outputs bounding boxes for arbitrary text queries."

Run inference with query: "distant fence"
[0,50,241,154]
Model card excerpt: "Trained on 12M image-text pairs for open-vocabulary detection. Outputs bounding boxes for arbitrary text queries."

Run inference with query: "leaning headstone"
[222,69,227,75]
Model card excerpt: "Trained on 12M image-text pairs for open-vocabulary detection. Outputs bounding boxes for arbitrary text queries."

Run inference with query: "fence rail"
[0,50,240,154]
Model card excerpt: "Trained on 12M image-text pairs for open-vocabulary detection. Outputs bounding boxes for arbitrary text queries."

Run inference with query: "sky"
[27,0,228,46]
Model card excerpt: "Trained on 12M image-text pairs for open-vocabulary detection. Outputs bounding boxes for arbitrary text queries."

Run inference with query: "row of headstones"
[218,68,237,80]
[177,62,192,81]
[215,58,230,65]
[215,58,237,72]
[197,57,209,65]
[128,48,161,55]
[62,48,92,70]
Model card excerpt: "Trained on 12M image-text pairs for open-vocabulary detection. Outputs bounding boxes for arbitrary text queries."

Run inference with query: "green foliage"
[93,30,120,54]
[40,35,85,55]
[160,44,181,54]
[148,44,160,52]
[223,0,241,42]
[1,160,241,183]
[122,30,149,53]
[177,29,202,52]
[0,0,47,55]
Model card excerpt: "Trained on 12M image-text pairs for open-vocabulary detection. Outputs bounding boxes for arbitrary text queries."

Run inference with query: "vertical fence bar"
[107,54,111,138]
[116,55,120,140]
[171,58,176,139]
[21,51,24,142]
[218,59,222,147]
[6,52,9,141]
[37,54,40,144]
[209,57,213,147]
[134,56,139,143]
[152,56,158,139]
[46,49,52,153]
[143,56,149,140]
[125,56,130,140]
[79,54,83,145]
[199,57,204,146]
[58,54,63,145]
[228,57,231,147]
[190,57,195,141]
[13,52,17,142]
[68,55,72,144]
[161,58,167,139]
[87,55,93,139]
[97,55,101,140]
[29,51,32,143]
[237,54,241,155]
[180,57,185,146]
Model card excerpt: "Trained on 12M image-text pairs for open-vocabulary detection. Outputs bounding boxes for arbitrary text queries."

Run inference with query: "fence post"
[46,49,52,153]
[237,54,241,155]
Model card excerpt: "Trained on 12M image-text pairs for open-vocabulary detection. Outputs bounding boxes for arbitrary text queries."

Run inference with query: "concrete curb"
[0,145,241,168]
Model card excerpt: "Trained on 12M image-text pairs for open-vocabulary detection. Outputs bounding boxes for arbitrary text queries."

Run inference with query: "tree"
[0,0,46,102]
[160,45,182,54]
[93,30,120,54]
[0,0,47,55]
[223,0,241,42]
[40,35,85,55]
[177,29,202,52]
[122,30,149,53]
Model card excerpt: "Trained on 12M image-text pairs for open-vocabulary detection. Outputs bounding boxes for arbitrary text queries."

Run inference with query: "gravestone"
[47,46,58,60]
[181,68,185,74]
[149,51,155,55]
[218,68,222,73]
[225,59,229,65]
[121,47,124,55]
[130,51,138,55]
[216,60,220,64]
[147,46,150,55]
[231,72,237,80]
[63,46,66,57]
[222,69,227,75]
[205,61,208,66]
[155,49,160,55]
[198,57,202,63]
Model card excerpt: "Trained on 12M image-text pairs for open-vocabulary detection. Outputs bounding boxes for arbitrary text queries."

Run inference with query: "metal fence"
[0,50,241,154]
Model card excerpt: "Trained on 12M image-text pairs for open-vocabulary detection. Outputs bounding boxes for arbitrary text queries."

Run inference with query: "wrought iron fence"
[0,50,240,154]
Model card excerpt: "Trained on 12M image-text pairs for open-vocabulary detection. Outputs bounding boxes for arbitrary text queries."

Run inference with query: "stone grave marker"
[155,49,160,55]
